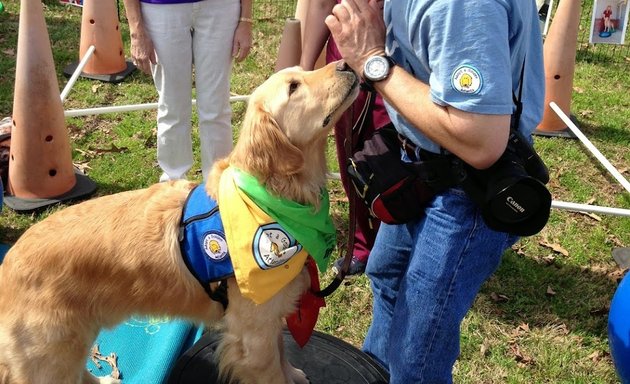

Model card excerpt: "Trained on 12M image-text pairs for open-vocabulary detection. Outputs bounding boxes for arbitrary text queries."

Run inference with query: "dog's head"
[226,61,359,205]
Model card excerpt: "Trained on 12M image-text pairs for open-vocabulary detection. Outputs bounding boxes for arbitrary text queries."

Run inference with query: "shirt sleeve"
[423,0,514,115]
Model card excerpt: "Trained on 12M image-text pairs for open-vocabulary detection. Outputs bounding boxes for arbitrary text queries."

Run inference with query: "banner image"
[589,0,629,45]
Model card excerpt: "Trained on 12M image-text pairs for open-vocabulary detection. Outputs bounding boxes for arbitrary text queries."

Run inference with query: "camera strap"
[510,58,526,131]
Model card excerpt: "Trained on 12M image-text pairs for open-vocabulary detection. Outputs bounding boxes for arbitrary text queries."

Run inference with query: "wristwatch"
[362,55,395,89]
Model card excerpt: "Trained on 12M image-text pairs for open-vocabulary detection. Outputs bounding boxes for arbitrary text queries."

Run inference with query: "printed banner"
[589,0,629,45]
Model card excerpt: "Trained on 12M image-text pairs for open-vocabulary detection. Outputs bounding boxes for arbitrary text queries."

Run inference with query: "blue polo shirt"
[383,0,545,153]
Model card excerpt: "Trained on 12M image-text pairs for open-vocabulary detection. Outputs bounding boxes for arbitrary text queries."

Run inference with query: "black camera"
[460,129,551,236]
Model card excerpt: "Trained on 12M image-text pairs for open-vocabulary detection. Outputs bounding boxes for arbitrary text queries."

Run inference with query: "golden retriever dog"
[0,61,359,384]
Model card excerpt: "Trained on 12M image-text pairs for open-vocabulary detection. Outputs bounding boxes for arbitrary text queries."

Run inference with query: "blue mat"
[86,316,204,383]
[0,243,203,383]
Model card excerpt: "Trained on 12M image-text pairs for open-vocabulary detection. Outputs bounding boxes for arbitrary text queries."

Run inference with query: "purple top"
[140,0,202,4]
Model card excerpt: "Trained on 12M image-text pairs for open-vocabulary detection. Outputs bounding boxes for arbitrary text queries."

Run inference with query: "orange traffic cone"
[4,0,96,212]
[535,0,580,138]
[275,18,302,72]
[63,0,135,83]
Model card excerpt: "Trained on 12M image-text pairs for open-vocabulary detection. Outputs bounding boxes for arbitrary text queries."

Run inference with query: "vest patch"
[202,231,229,262]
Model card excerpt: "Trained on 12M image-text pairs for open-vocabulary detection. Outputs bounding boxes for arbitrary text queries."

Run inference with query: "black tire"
[167,329,389,384]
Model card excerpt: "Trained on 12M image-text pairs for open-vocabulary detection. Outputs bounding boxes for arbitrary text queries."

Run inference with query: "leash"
[314,89,375,298]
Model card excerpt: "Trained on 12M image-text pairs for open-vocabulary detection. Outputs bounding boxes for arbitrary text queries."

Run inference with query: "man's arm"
[299,0,335,70]
[326,0,510,169]
[122,0,156,74]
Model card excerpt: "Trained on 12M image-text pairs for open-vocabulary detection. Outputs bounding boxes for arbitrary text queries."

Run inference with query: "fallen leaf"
[490,292,510,303]
[539,239,569,256]
[589,306,608,316]
[546,285,556,296]
[588,350,603,363]
[509,343,534,365]
[578,211,602,221]
[89,144,128,154]
[480,340,490,357]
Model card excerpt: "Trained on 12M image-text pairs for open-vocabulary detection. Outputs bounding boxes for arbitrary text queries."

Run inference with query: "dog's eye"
[288,81,300,96]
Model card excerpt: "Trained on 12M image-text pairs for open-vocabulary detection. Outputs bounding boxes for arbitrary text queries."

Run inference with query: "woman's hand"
[129,28,156,75]
[232,19,253,62]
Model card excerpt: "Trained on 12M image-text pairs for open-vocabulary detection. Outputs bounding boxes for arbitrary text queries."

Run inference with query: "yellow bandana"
[219,167,312,304]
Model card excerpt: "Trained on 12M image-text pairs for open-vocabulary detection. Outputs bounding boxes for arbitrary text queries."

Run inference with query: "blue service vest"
[179,185,234,291]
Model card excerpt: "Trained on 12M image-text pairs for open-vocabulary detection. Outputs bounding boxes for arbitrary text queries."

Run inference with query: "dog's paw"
[287,367,309,384]
[97,376,122,384]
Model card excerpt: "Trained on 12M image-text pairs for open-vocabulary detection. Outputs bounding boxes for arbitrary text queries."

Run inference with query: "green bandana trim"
[232,167,336,272]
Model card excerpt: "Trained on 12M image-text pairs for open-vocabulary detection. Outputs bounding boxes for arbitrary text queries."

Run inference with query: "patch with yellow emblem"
[451,65,483,94]
[202,231,229,262]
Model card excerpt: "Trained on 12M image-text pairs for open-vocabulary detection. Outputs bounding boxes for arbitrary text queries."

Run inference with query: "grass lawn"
[0,1,629,383]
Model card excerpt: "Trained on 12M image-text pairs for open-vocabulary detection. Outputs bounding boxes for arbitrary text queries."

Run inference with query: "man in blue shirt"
[326,0,545,382]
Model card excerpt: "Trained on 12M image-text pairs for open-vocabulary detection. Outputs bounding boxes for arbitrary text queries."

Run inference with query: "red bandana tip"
[285,257,326,348]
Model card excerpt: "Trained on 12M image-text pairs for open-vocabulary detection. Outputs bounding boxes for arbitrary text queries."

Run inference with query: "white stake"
[60,45,95,103]
[550,101,630,194]
[64,96,250,117]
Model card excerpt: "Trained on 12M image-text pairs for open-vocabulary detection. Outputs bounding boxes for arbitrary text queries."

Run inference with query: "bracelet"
[239,17,253,23]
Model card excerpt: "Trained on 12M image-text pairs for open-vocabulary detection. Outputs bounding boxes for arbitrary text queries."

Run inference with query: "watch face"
[364,56,389,81]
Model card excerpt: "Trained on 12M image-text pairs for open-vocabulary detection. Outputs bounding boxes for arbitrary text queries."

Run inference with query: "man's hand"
[325,0,386,76]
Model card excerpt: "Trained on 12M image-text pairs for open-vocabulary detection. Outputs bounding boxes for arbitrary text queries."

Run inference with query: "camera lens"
[488,179,540,223]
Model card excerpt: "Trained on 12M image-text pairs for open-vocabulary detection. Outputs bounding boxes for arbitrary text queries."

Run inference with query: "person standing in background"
[326,0,545,382]
[122,0,252,182]
[300,0,390,275]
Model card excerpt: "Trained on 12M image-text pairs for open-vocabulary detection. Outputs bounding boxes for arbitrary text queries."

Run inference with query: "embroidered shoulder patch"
[202,231,229,262]
[451,65,483,94]
[253,223,302,270]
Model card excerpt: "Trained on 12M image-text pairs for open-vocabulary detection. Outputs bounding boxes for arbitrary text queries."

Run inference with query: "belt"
[396,133,466,189]
[396,133,445,162]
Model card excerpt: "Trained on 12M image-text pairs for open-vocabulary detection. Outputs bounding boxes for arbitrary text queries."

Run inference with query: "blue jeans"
[363,188,518,384]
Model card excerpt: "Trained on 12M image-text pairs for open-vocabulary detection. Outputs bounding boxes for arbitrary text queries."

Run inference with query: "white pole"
[550,102,630,194]
[60,45,96,103]
[551,200,630,218]
[65,102,158,117]
[64,95,250,117]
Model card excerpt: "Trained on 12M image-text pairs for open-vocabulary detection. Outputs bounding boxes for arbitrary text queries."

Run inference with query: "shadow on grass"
[481,249,621,339]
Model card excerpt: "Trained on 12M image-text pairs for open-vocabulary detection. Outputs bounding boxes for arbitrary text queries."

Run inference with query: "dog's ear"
[233,104,304,180]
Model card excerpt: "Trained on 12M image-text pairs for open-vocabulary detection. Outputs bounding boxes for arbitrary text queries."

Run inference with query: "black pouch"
[347,124,447,224]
